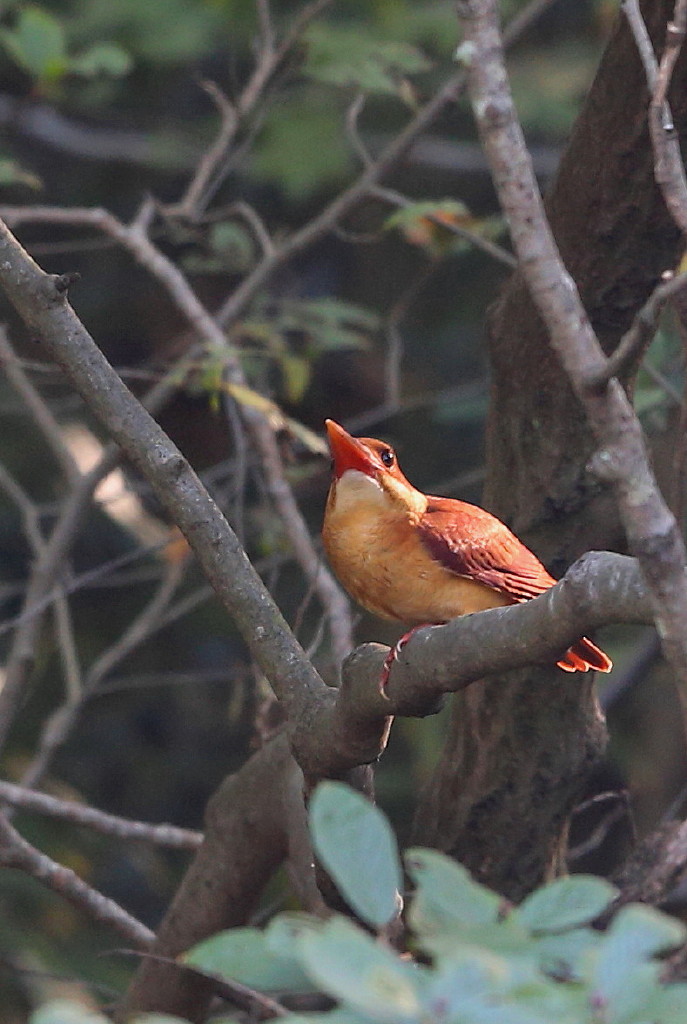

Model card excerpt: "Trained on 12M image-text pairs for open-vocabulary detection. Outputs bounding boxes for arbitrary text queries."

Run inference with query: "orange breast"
[323,478,510,624]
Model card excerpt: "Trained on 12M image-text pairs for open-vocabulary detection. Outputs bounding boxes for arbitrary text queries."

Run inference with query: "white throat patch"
[333,468,387,513]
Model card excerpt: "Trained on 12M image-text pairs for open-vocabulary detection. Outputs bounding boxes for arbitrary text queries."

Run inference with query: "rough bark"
[415,0,687,899]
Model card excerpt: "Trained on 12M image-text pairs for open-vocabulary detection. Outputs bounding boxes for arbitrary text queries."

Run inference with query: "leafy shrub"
[30,782,687,1024]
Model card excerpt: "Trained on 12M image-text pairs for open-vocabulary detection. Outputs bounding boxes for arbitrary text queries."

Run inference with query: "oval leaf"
[517,875,617,934]
[309,782,402,928]
[298,916,422,1021]
[184,926,315,992]
[405,847,502,932]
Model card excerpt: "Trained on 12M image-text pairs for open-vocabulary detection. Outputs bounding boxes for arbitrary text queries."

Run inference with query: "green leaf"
[638,983,687,1024]
[30,1001,109,1024]
[517,875,617,934]
[184,926,316,992]
[208,222,256,273]
[600,903,686,963]
[0,6,66,81]
[309,782,402,928]
[279,297,377,352]
[265,912,325,960]
[384,199,471,232]
[406,847,503,931]
[585,905,686,1023]
[298,916,423,1021]
[69,42,133,77]
[303,24,431,94]
[530,925,603,979]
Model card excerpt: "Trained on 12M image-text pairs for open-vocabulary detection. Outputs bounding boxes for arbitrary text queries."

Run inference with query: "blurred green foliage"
[32,784,687,1024]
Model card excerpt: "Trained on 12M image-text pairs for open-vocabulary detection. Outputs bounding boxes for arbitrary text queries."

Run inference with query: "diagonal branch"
[0,219,328,723]
[0,812,154,948]
[0,202,355,667]
[459,0,687,722]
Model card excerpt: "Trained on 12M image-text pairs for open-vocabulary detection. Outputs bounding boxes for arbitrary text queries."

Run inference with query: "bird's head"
[324,419,425,518]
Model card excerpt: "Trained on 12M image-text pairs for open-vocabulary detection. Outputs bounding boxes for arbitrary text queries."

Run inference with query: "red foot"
[380,626,425,696]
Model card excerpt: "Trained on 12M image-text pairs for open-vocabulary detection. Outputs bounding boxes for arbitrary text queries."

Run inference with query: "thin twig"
[170,81,238,220]
[214,0,552,330]
[0,781,203,849]
[0,328,79,484]
[624,0,687,235]
[249,418,353,667]
[0,812,154,947]
[173,0,335,220]
[346,92,372,167]
[385,258,439,410]
[20,554,189,790]
[118,948,289,1018]
[584,271,687,388]
[0,204,354,665]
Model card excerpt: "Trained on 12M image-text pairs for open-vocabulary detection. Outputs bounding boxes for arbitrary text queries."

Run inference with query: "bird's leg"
[380,625,427,695]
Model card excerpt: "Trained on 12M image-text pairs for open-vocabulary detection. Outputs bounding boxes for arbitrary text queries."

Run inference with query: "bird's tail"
[557,636,612,674]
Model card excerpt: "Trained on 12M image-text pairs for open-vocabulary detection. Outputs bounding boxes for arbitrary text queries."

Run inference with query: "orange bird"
[322,419,611,682]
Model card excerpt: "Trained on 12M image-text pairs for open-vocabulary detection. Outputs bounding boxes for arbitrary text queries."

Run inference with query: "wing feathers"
[418,497,556,602]
[418,497,611,674]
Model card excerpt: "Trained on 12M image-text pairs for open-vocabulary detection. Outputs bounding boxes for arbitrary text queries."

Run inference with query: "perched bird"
[322,419,612,684]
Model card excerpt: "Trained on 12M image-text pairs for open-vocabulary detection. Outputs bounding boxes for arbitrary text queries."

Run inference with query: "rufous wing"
[417,496,612,673]
[418,497,557,599]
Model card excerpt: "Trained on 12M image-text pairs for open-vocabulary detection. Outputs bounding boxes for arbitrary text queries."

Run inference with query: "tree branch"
[0,813,154,948]
[120,732,297,1022]
[460,0,687,719]
[0,781,203,850]
[0,219,329,723]
[0,202,355,666]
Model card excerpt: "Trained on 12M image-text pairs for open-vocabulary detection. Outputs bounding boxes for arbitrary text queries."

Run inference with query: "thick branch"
[0,203,355,666]
[0,219,328,723]
[461,0,687,705]
[121,733,298,1022]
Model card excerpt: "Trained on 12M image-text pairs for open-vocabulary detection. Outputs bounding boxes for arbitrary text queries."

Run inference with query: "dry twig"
[0,812,154,948]
[0,781,203,850]
[459,0,687,722]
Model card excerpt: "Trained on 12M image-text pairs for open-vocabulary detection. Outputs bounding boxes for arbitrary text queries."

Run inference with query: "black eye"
[380,448,395,468]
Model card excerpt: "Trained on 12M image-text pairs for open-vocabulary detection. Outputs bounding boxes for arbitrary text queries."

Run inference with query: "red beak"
[325,419,376,479]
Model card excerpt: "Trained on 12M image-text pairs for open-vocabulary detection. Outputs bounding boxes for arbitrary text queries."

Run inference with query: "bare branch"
[214,0,552,331]
[0,781,202,850]
[459,0,687,718]
[122,733,296,1022]
[170,81,238,220]
[0,457,117,755]
[0,812,154,948]
[170,0,335,220]
[624,0,687,235]
[249,418,353,668]
[20,555,190,791]
[0,219,328,723]
[0,204,353,663]
[585,271,687,388]
[0,328,79,484]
